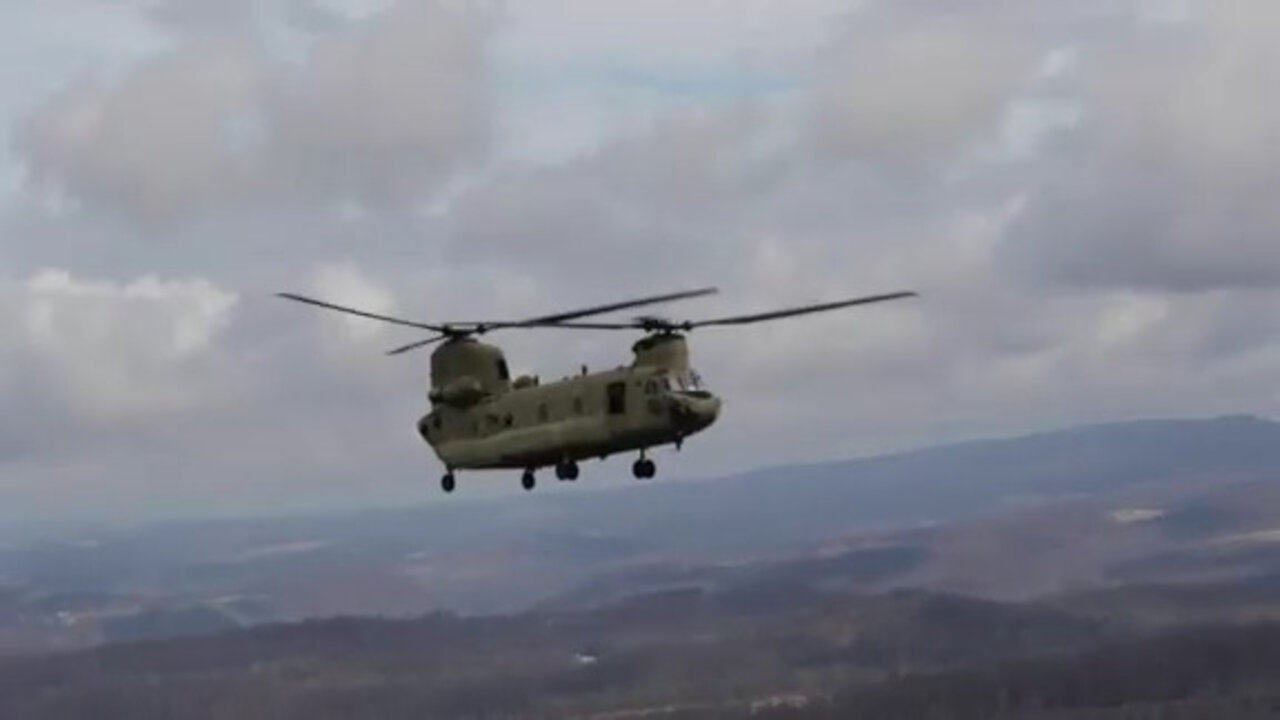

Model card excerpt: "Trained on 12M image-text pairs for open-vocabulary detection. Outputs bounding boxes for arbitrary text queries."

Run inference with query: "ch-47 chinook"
[277,287,916,494]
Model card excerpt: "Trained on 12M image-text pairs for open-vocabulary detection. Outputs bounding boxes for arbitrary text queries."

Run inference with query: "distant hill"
[544,414,1280,553]
[1,414,1278,651]
[544,472,1280,611]
[540,415,1280,608]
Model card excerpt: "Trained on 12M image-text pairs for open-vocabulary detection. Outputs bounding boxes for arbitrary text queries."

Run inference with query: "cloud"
[15,36,269,226]
[999,0,1280,293]
[1,269,239,424]
[4,0,1280,525]
[494,0,855,78]
[143,0,349,36]
[11,0,495,231]
[0,263,440,521]
[804,6,1040,171]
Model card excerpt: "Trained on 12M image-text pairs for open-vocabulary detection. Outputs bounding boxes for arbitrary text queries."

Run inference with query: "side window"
[606,381,626,415]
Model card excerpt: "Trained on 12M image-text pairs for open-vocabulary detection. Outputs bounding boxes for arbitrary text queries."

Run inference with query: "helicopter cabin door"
[603,379,631,441]
[605,380,627,417]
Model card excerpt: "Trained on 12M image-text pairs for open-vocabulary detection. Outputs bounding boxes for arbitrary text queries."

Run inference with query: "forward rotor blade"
[276,292,449,333]
[494,287,719,328]
[385,334,448,355]
[520,321,644,330]
[688,291,918,328]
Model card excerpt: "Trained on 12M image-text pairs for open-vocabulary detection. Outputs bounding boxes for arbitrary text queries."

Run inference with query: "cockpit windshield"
[662,370,707,392]
[688,369,706,391]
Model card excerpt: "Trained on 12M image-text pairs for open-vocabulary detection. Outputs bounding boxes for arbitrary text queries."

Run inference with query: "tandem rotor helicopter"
[277,287,916,494]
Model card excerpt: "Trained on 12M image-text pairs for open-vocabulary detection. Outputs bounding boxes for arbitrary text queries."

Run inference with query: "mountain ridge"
[2,412,1278,652]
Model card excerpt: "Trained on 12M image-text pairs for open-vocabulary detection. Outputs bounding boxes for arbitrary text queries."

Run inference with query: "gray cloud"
[146,0,345,36]
[12,0,495,232]
[4,0,1280,524]
[998,0,1280,292]
[803,4,1040,173]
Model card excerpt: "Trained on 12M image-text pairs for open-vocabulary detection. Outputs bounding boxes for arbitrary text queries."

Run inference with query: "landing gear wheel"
[632,458,656,479]
[554,461,580,481]
[441,472,455,493]
[521,470,536,491]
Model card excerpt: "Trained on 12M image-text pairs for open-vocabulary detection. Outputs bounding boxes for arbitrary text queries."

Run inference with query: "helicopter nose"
[670,392,721,433]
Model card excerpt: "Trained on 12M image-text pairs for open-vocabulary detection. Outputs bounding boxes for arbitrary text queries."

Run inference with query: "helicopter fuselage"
[415,335,720,479]
[418,361,721,471]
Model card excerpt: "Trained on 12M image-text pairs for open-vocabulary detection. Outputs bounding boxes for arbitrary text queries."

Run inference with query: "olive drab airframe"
[276,287,916,494]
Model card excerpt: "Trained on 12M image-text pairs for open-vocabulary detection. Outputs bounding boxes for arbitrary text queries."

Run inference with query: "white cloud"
[306,261,399,345]
[2,269,238,424]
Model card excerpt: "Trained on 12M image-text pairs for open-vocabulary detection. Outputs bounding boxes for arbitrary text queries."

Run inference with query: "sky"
[2,0,1279,526]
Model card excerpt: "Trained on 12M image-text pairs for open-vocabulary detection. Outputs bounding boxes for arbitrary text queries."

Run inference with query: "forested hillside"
[3,573,1279,719]
[765,623,1280,720]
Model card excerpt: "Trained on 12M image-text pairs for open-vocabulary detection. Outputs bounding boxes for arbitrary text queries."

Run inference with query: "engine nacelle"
[429,338,511,402]
[428,376,487,407]
[631,332,690,371]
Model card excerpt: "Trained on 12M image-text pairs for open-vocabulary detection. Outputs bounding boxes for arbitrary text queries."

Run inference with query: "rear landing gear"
[441,471,455,493]
[555,461,580,482]
[521,469,536,491]
[632,457,655,479]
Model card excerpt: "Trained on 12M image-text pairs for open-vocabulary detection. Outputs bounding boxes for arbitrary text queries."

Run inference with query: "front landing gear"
[632,457,655,479]
[521,469,536,491]
[441,471,455,493]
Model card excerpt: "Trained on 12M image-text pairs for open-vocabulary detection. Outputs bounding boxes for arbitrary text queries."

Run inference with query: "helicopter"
[277,286,916,493]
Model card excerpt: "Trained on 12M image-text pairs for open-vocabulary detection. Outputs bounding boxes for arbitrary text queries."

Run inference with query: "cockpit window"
[661,371,706,392]
[496,358,510,380]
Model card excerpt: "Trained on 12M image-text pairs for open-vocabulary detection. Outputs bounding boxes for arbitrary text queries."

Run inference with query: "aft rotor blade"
[494,287,719,328]
[385,334,448,355]
[687,291,918,328]
[276,292,449,333]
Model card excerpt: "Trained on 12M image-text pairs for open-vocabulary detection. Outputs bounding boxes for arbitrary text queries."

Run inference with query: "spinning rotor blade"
[385,335,449,356]
[278,286,721,355]
[687,291,918,328]
[490,287,719,328]
[543,291,918,331]
[276,292,449,333]
[518,321,641,330]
